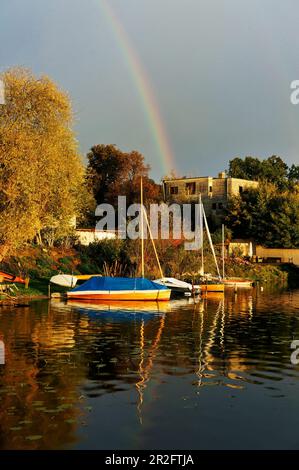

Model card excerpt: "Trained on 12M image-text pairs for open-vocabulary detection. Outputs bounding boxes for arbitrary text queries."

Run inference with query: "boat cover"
[69,276,168,293]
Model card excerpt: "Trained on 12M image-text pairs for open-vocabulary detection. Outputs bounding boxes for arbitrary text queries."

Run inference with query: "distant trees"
[228,155,299,190]
[86,144,161,207]
[226,155,299,247]
[0,68,90,258]
[226,184,299,248]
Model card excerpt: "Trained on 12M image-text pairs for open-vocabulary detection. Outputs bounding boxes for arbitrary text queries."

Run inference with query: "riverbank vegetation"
[1,239,298,298]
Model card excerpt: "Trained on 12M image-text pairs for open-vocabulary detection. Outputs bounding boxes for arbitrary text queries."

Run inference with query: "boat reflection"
[201,291,225,301]
[56,298,168,424]
[63,299,169,319]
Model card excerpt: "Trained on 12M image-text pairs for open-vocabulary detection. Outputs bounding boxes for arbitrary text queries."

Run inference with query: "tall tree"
[0,68,87,257]
[225,184,299,248]
[228,155,290,189]
[289,164,299,185]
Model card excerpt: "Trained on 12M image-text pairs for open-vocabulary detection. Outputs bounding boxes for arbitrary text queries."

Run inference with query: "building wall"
[228,241,254,257]
[76,229,117,246]
[227,178,259,197]
[163,175,258,220]
[256,246,299,266]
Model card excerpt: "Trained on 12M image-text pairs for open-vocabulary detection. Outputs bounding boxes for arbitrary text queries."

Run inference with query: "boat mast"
[222,224,225,280]
[142,206,164,279]
[202,202,221,279]
[141,177,145,278]
[140,176,164,280]
[199,194,204,275]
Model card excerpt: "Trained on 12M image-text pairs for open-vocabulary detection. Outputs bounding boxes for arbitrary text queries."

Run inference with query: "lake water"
[0,288,299,450]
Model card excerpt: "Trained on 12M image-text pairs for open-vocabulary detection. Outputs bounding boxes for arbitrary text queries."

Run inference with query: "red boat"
[0,270,26,284]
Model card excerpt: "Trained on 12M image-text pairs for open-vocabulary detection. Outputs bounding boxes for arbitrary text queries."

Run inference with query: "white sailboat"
[195,196,224,293]
[221,224,253,289]
[66,178,171,301]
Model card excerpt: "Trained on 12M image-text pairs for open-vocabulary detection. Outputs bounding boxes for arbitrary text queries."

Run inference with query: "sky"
[1,0,299,180]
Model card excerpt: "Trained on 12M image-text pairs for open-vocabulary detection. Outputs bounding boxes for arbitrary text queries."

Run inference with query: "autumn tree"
[86,144,161,207]
[0,68,89,257]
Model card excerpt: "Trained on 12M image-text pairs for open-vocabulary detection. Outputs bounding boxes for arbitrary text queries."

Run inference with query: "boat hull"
[154,277,200,298]
[76,274,102,281]
[67,289,171,301]
[199,283,224,293]
[50,274,77,288]
[0,270,26,284]
[224,280,253,288]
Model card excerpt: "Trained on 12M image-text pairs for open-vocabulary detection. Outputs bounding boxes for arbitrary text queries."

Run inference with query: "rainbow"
[97,0,176,175]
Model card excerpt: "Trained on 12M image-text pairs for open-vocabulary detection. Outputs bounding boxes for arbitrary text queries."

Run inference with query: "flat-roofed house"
[162,172,259,221]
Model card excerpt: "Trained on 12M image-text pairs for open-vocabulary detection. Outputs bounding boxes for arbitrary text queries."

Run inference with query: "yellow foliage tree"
[0,68,86,258]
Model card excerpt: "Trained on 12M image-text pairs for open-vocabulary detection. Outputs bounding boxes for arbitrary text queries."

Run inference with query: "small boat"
[197,197,224,293]
[154,277,200,297]
[67,276,171,301]
[0,270,26,284]
[196,278,225,293]
[220,226,253,289]
[50,274,78,288]
[223,278,253,288]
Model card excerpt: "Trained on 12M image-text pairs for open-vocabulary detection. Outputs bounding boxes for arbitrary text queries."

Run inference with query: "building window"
[218,202,223,209]
[239,186,244,194]
[212,203,217,210]
[186,182,196,195]
[209,186,213,193]
[170,186,178,195]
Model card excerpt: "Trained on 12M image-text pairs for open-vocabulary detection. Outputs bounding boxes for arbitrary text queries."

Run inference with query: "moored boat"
[0,270,26,284]
[67,276,171,301]
[154,277,200,297]
[196,196,224,293]
[50,274,78,288]
[198,283,225,292]
[196,277,224,293]
[223,278,253,288]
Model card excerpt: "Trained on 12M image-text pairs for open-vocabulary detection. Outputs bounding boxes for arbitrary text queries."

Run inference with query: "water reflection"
[0,289,299,449]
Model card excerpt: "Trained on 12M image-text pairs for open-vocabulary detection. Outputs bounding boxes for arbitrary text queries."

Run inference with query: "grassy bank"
[223,258,292,285]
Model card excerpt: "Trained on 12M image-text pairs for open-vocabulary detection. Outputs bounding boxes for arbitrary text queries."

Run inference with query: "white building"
[75,229,118,246]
